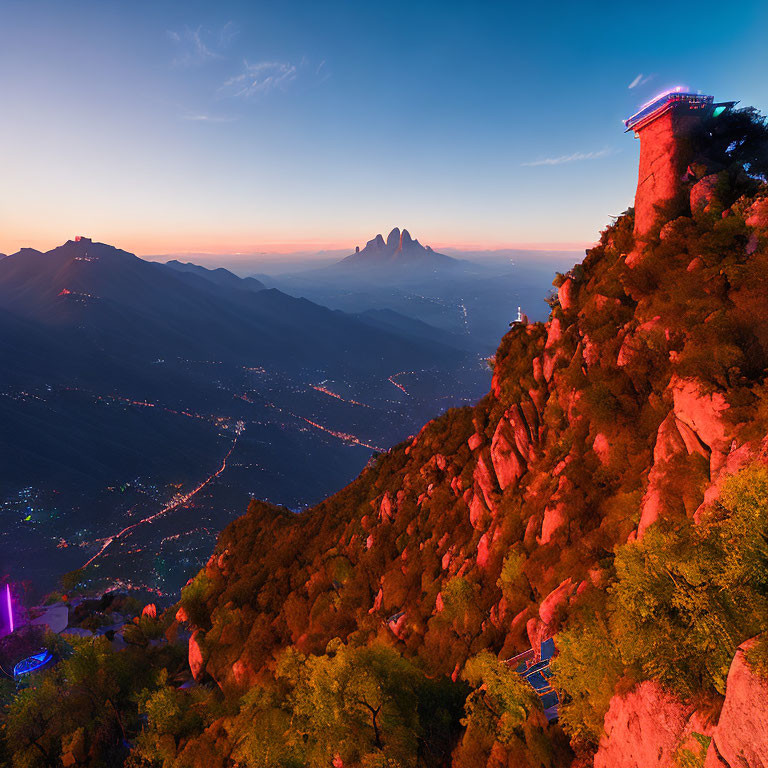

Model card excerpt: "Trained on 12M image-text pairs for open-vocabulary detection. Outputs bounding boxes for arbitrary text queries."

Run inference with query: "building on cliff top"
[625,87,737,242]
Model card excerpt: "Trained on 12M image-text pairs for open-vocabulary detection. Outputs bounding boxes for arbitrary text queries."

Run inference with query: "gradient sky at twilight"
[1,0,766,258]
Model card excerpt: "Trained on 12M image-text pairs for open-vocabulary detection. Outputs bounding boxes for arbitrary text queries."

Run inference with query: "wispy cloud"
[315,59,331,83]
[220,60,299,98]
[522,148,615,167]
[628,73,653,89]
[168,23,237,68]
[181,113,236,123]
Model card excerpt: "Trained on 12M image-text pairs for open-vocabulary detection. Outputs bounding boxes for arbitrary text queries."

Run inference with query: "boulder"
[515,401,540,461]
[617,317,665,369]
[489,403,540,492]
[379,492,395,522]
[545,317,562,350]
[527,578,578,650]
[583,336,600,367]
[558,278,576,311]
[469,492,490,531]
[476,533,491,568]
[468,432,483,451]
[189,629,206,680]
[232,657,253,687]
[592,433,610,465]
[490,416,527,490]
[690,174,720,214]
[695,441,761,521]
[539,577,577,629]
[540,501,567,544]
[369,588,383,614]
[473,453,498,510]
[745,196,768,229]
[671,376,733,477]
[539,474,573,543]
[704,635,768,768]
[387,611,408,640]
[595,681,706,768]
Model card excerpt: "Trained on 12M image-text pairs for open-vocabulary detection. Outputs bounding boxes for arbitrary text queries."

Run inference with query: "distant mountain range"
[0,238,488,595]
[165,260,267,293]
[260,228,576,354]
[0,238,462,376]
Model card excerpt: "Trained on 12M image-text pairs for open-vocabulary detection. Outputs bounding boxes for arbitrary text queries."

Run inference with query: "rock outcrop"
[594,637,768,768]
[189,630,206,680]
[595,681,710,768]
[704,636,768,768]
[690,173,721,214]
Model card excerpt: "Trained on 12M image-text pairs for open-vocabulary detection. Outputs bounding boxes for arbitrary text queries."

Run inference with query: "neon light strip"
[5,585,13,633]
[635,86,686,114]
[13,650,53,677]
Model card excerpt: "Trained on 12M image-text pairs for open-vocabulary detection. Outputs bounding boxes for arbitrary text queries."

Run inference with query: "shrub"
[552,465,768,742]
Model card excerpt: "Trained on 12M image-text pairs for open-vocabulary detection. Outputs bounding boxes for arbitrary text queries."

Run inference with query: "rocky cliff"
[167,118,768,765]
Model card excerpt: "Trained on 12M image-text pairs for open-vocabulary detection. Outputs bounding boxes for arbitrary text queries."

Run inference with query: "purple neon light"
[5,585,13,633]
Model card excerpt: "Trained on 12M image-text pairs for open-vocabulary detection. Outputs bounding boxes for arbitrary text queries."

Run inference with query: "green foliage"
[613,466,768,697]
[59,568,87,593]
[673,732,712,768]
[460,651,539,743]
[549,587,625,744]
[130,672,220,767]
[433,577,486,664]
[2,635,186,768]
[553,465,768,743]
[694,106,768,182]
[179,571,212,629]
[226,641,466,768]
[497,547,531,613]
[455,651,565,768]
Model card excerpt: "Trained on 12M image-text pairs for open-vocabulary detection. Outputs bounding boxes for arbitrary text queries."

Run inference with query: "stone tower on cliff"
[624,88,734,243]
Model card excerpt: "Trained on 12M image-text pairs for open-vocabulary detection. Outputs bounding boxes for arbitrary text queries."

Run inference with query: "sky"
[1,0,767,259]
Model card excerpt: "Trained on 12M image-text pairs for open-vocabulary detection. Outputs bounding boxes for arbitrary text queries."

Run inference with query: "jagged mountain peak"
[337,226,458,270]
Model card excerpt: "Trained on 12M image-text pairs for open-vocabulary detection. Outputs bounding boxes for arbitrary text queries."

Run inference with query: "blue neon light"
[13,650,53,677]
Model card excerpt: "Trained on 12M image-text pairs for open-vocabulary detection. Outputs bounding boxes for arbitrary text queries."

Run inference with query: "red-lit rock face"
[633,109,703,240]
[189,629,205,680]
[595,681,712,768]
[704,636,768,768]
[690,173,721,214]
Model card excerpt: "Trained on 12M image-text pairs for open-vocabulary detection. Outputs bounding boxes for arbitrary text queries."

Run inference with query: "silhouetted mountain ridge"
[0,237,466,375]
[165,259,266,293]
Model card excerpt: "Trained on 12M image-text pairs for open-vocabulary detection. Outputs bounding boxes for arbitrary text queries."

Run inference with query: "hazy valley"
[0,235,559,598]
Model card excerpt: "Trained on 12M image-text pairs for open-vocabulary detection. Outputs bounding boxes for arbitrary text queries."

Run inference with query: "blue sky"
[1,0,766,257]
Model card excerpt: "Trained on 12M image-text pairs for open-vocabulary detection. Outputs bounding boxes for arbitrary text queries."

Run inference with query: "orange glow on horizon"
[2,230,592,260]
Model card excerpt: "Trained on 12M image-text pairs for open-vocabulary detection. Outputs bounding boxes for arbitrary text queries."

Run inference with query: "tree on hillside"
[694,106,768,181]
